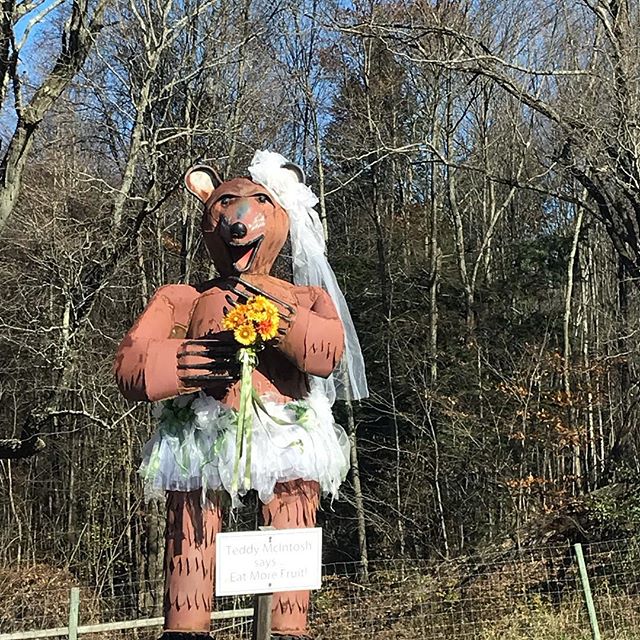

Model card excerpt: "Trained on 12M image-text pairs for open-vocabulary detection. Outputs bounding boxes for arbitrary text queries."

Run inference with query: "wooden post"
[252,526,274,640]
[67,588,80,640]
[574,543,601,640]
[251,592,272,640]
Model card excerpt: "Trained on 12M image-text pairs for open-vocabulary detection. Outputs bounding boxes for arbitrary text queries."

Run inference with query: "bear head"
[184,163,304,277]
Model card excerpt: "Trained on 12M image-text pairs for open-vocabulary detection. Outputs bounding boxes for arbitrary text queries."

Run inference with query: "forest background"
[1,0,640,620]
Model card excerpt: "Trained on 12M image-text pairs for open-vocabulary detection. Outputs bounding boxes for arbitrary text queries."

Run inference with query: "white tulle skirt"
[139,388,350,507]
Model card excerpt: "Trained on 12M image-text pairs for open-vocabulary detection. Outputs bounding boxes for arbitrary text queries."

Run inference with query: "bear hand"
[225,275,297,340]
[177,336,241,387]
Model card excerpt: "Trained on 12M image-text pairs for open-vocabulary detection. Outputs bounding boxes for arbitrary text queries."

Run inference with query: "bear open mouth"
[226,235,264,273]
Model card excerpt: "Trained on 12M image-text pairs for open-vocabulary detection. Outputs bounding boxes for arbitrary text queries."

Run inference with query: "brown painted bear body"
[114,168,345,638]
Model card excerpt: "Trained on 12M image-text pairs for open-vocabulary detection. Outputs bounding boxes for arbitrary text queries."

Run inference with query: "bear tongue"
[228,242,257,272]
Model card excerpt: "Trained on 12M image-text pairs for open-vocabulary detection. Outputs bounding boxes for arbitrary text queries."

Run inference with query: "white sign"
[215,527,322,596]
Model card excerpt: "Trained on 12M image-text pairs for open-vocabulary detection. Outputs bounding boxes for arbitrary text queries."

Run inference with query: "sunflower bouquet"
[222,295,280,492]
[222,295,279,345]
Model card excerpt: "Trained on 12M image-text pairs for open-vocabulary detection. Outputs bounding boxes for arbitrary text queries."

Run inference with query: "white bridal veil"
[248,150,368,405]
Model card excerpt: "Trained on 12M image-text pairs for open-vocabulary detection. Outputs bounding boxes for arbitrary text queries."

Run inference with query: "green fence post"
[68,587,80,640]
[574,543,601,640]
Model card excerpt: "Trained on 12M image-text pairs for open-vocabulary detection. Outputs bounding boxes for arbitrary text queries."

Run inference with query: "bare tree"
[0,0,109,230]
[346,1,640,283]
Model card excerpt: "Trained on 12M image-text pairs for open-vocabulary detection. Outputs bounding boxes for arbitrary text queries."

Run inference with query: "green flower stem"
[231,347,257,494]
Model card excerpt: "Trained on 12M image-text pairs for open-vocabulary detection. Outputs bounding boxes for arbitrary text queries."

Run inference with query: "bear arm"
[276,288,345,378]
[114,285,199,402]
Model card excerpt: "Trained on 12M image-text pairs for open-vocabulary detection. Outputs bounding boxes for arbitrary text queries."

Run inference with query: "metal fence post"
[574,543,601,640]
[67,587,80,640]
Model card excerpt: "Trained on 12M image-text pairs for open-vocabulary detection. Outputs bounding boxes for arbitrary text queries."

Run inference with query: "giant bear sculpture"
[114,151,366,639]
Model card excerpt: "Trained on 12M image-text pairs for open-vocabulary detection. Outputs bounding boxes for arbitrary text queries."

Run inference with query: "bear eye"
[257,195,267,204]
[219,195,231,206]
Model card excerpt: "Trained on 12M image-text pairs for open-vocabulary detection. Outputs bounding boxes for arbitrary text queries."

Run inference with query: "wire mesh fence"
[3,538,640,639]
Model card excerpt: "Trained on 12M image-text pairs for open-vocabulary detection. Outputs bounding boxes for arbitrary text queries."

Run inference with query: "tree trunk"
[0,121,34,229]
[347,401,369,580]
[563,207,583,493]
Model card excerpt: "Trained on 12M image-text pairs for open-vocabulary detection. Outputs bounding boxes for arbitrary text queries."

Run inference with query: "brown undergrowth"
[0,563,103,635]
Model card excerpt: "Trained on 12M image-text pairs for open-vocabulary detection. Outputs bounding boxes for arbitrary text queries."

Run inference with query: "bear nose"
[229,222,247,239]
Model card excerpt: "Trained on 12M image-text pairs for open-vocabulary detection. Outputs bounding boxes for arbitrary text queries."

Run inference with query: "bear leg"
[163,490,222,633]
[261,480,320,638]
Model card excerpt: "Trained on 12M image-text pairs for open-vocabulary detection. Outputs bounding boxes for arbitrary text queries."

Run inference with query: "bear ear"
[184,164,223,202]
[282,162,305,185]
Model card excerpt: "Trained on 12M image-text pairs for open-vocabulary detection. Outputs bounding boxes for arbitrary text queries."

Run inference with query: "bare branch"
[0,436,45,459]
